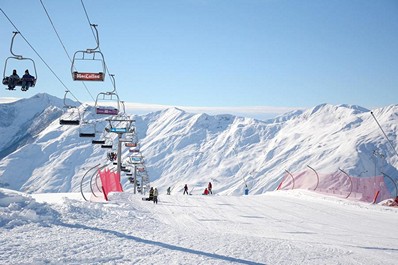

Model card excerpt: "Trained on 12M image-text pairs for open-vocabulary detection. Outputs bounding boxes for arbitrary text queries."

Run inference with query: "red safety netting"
[99,168,123,201]
[278,169,394,203]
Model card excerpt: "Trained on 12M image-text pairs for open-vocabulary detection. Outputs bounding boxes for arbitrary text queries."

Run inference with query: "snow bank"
[0,188,60,229]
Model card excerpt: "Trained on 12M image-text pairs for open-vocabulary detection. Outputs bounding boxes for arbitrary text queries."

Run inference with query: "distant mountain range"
[0,93,397,196]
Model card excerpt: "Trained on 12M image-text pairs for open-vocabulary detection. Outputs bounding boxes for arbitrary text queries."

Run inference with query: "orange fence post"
[372,190,380,204]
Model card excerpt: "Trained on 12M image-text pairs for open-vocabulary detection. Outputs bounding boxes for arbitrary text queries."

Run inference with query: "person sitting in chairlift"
[21,69,34,91]
[6,69,20,90]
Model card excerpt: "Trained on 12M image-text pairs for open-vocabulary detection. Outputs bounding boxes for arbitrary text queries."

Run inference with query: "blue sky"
[1,0,397,119]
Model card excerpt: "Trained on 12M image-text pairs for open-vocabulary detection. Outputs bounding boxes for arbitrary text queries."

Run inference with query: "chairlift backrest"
[59,91,81,125]
[79,121,96,138]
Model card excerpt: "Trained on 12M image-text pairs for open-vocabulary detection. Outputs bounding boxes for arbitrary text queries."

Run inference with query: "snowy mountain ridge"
[0,93,397,196]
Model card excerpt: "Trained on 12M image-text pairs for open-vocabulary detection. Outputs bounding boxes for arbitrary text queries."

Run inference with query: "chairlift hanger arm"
[63,90,70,108]
[87,24,100,52]
[10,31,22,59]
[109,74,116,93]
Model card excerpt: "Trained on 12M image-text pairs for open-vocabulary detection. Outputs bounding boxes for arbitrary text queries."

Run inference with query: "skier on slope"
[148,187,154,201]
[183,184,188,195]
[153,188,158,204]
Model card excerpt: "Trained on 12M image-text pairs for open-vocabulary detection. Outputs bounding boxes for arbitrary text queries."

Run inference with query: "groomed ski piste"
[1,187,397,265]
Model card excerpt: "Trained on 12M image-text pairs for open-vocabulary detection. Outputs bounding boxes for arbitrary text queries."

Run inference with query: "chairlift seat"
[60,119,80,125]
[92,140,106,144]
[79,132,95,138]
[101,144,113,149]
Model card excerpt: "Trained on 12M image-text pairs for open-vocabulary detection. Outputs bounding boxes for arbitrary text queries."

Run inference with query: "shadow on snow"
[58,222,265,265]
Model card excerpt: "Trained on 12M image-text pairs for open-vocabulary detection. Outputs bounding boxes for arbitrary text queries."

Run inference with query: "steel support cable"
[39,0,95,103]
[80,0,118,95]
[0,8,81,103]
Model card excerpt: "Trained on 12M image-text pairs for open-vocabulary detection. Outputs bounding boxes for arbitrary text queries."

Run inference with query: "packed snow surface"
[1,188,397,265]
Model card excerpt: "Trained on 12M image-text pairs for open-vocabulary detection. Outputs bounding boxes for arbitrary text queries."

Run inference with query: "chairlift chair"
[71,24,105,81]
[79,121,96,138]
[123,131,138,146]
[3,32,37,90]
[98,133,113,148]
[101,139,113,148]
[59,91,81,125]
[106,116,135,136]
[95,91,120,115]
[91,130,107,144]
[95,75,122,115]
[92,133,106,144]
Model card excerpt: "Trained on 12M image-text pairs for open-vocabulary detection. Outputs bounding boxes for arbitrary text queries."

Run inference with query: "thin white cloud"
[0,97,20,104]
[121,102,304,120]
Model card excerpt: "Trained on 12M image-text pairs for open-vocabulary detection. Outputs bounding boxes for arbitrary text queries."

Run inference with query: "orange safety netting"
[278,169,395,203]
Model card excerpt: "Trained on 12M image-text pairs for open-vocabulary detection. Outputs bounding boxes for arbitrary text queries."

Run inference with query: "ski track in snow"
[1,189,398,264]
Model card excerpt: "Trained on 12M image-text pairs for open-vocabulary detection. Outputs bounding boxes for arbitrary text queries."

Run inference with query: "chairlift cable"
[39,0,94,103]
[0,8,79,103]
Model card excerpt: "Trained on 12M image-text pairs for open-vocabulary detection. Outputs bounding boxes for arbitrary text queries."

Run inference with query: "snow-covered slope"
[0,94,397,197]
[1,188,397,265]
